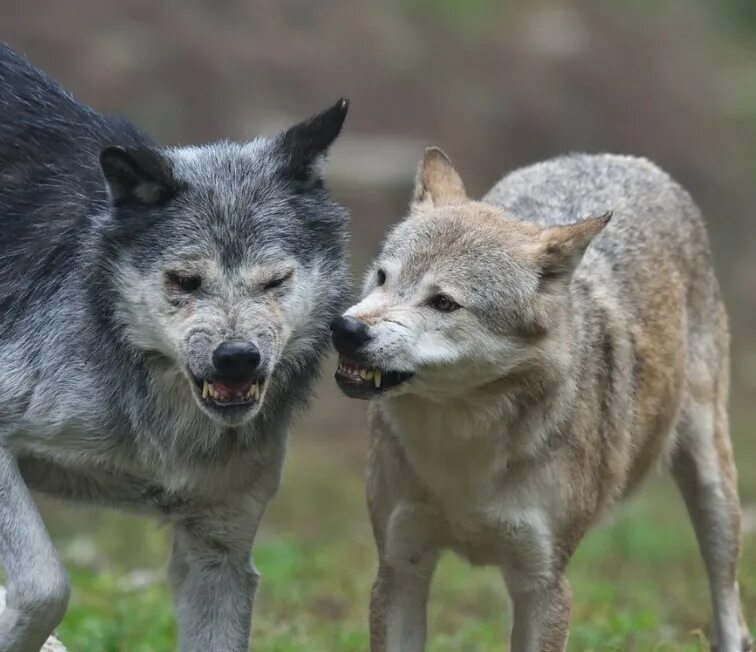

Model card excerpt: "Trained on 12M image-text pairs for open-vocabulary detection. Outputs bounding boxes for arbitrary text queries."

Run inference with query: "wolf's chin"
[195,399,260,426]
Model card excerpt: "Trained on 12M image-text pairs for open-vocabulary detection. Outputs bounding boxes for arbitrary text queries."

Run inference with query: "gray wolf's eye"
[376,268,386,286]
[263,270,293,291]
[428,294,460,312]
[165,271,202,293]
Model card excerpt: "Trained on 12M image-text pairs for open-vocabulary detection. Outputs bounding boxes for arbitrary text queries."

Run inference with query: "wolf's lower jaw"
[335,356,413,399]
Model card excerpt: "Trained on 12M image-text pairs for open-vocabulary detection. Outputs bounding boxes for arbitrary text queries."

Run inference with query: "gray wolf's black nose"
[212,341,261,380]
[331,316,371,356]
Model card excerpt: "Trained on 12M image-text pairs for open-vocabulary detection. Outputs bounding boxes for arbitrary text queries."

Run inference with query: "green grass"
[38,434,756,651]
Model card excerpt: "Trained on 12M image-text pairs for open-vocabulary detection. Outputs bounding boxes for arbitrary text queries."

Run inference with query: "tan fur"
[624,261,687,492]
[413,147,467,205]
[345,151,751,652]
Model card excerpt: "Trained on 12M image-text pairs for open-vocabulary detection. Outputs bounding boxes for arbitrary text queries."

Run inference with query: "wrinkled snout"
[188,338,269,422]
[331,315,414,399]
[330,315,371,357]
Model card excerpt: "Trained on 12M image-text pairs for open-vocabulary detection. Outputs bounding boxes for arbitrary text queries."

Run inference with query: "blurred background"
[3,1,755,650]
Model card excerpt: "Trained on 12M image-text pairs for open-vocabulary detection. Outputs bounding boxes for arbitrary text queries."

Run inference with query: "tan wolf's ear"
[537,212,612,276]
[413,147,468,205]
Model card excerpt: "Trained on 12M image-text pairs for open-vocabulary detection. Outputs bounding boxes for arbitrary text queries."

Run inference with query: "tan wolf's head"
[332,148,609,399]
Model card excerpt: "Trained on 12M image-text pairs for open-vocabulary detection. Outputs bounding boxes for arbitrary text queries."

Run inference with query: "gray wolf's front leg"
[168,506,264,652]
[0,447,70,652]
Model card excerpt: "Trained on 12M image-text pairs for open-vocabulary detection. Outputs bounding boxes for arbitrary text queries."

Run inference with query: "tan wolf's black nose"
[212,341,261,380]
[331,316,371,355]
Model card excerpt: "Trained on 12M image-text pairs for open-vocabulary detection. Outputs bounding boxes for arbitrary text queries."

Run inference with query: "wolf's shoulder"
[497,152,670,186]
[484,153,712,301]
[484,153,696,229]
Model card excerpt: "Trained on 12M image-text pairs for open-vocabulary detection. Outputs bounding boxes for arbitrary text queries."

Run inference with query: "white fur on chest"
[382,397,509,503]
[379,399,557,581]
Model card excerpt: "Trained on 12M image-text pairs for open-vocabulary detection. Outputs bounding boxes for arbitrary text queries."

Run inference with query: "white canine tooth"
[359,369,368,380]
[365,370,374,381]
[202,381,210,399]
[374,369,382,388]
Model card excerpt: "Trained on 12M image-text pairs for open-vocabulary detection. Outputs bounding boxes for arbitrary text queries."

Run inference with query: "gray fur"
[0,44,349,651]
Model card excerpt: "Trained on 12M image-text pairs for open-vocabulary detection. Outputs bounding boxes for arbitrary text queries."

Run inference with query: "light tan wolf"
[330,149,752,652]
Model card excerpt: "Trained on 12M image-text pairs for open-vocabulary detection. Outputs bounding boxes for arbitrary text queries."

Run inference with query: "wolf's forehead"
[165,142,315,262]
[170,140,273,181]
[164,241,294,268]
[384,218,529,283]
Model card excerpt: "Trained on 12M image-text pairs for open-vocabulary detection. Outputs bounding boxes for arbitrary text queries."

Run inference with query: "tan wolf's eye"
[165,271,201,293]
[376,268,386,286]
[428,294,460,312]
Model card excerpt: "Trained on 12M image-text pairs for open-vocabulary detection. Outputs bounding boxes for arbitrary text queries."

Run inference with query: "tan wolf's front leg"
[507,575,572,652]
[369,554,438,652]
[369,503,440,652]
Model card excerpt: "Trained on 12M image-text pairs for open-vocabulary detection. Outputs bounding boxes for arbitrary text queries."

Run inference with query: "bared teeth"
[338,359,385,388]
[201,379,264,403]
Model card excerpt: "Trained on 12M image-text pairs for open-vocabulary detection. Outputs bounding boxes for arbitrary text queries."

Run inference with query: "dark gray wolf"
[331,148,751,651]
[0,43,349,652]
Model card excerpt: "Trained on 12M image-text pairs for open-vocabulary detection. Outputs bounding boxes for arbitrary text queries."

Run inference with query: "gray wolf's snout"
[331,316,371,357]
[212,340,262,381]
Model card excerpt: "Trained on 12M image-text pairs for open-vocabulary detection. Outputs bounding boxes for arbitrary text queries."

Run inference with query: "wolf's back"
[485,153,719,322]
[0,44,152,326]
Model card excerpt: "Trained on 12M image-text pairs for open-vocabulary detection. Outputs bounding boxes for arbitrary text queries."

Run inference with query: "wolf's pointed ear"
[537,212,612,277]
[277,98,349,185]
[100,146,178,206]
[413,147,468,206]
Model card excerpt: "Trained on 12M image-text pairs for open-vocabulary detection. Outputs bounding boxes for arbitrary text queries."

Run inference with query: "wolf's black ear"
[277,98,349,184]
[537,212,612,279]
[100,146,178,206]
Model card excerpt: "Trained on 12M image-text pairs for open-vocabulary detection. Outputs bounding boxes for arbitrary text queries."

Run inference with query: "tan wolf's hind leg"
[671,392,752,652]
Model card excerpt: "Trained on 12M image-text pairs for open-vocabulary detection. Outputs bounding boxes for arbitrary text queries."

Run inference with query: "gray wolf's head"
[332,147,609,400]
[96,100,349,426]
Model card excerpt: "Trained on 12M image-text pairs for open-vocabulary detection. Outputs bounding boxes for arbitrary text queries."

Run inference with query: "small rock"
[117,568,159,592]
